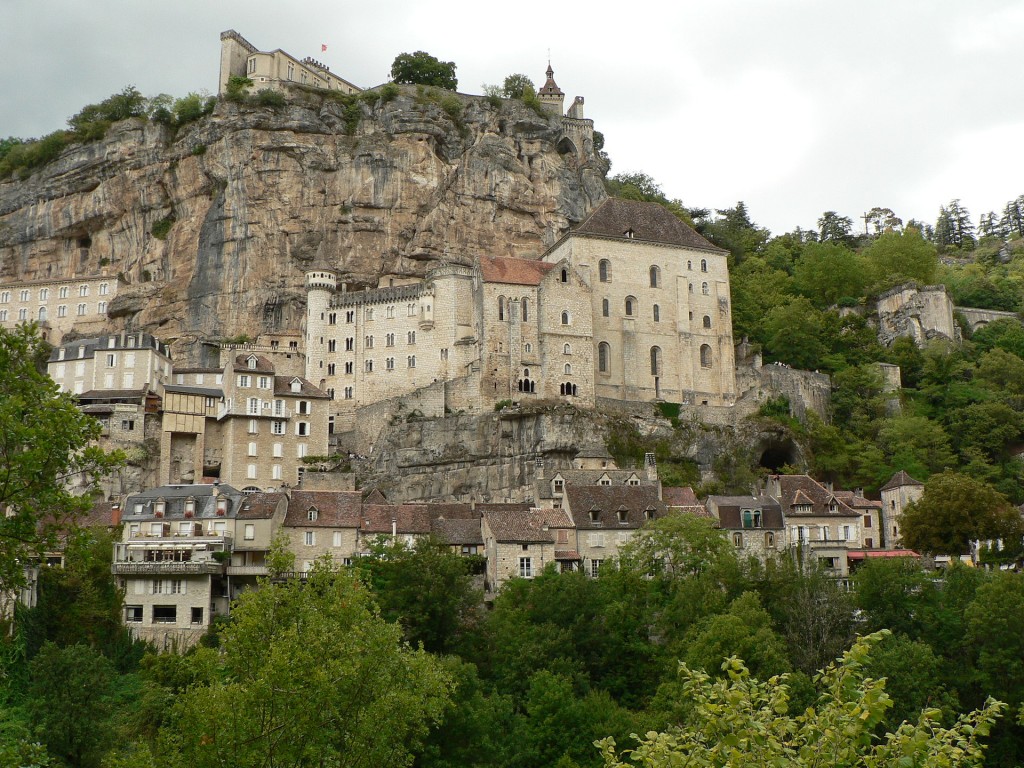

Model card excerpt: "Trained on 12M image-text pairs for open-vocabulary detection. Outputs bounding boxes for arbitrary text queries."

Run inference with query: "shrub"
[150,216,175,240]
[191,144,207,156]
[172,93,216,126]
[225,76,252,103]
[253,89,286,108]
[379,83,400,103]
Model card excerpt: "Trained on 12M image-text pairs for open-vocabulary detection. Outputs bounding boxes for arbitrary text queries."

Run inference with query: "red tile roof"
[273,376,331,399]
[564,485,666,529]
[480,254,555,286]
[772,475,860,518]
[285,491,362,527]
[880,470,924,491]
[662,487,699,507]
[483,509,555,543]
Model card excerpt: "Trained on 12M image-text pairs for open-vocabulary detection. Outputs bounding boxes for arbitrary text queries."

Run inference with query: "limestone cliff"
[0,87,607,358]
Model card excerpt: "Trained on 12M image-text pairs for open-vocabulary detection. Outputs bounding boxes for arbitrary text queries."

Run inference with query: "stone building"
[48,332,172,397]
[481,507,573,593]
[542,198,737,406]
[879,470,924,548]
[705,494,785,560]
[0,274,119,345]
[218,30,360,98]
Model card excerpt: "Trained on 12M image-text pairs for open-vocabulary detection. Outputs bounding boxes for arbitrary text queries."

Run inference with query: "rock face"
[0,87,607,359]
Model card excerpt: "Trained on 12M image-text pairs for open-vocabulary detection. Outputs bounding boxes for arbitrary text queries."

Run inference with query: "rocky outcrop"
[0,87,607,361]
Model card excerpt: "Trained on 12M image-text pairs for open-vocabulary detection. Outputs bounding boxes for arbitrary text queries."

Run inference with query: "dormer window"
[617,509,628,524]
[308,508,318,522]
[741,509,762,529]
[828,500,838,513]
[184,498,196,517]
[644,508,654,521]
[216,498,228,515]
[247,356,258,370]
[154,500,166,517]
[553,478,564,493]
[589,510,602,524]
[291,379,302,394]
[624,229,635,239]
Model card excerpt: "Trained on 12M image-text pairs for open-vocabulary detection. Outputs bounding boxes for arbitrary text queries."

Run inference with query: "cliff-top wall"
[0,86,607,361]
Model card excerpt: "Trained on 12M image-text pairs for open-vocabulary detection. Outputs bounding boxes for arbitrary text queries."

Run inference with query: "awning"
[554,550,581,561]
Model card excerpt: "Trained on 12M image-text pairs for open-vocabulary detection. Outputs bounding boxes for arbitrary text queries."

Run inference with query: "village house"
[879,470,924,548]
[0,273,120,345]
[704,494,785,560]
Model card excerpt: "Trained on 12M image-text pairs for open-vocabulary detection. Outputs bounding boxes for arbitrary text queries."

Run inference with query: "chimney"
[110,501,122,527]
[391,516,397,539]
[644,452,657,482]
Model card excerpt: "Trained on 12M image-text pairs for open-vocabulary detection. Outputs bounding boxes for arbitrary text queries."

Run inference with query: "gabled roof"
[563,485,666,529]
[662,487,699,507]
[360,504,434,535]
[273,376,331,399]
[706,495,785,530]
[480,254,555,286]
[482,508,555,543]
[880,470,925,491]
[833,490,883,510]
[538,62,563,97]
[284,491,362,527]
[771,475,859,518]
[572,198,725,253]
[237,492,286,520]
[432,517,483,546]
[234,353,275,374]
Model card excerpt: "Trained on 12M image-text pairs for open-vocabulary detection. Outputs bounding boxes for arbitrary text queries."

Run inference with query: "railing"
[226,565,269,576]
[217,403,292,421]
[111,561,224,575]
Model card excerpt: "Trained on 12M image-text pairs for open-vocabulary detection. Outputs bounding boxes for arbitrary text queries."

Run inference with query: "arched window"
[700,344,712,368]
[564,363,572,375]
[650,346,662,376]
[598,342,610,373]
[702,282,709,295]
[560,269,568,283]
[649,265,660,288]
[561,311,570,325]
[521,297,529,322]
[563,343,571,355]
[599,259,611,283]
[498,296,505,321]
[687,260,692,270]
[653,304,660,322]
[700,259,708,272]
[703,315,711,328]
[602,298,609,317]
[624,296,636,316]
[38,306,47,322]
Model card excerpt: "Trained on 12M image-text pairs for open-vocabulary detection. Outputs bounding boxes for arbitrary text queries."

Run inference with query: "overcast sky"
[4,0,1023,236]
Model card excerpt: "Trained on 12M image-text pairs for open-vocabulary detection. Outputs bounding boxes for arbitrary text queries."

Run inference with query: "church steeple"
[538,60,565,115]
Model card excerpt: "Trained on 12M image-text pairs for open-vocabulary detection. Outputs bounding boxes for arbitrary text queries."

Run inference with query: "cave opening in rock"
[759,442,796,472]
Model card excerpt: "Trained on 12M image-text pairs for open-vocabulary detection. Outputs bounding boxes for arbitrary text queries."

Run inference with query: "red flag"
[321,44,327,52]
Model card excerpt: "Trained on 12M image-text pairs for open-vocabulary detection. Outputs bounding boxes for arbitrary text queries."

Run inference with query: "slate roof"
[432,517,483,546]
[360,504,433,535]
[273,376,331,399]
[285,490,362,527]
[771,475,860,518]
[237,492,286,519]
[163,384,223,397]
[482,509,554,543]
[557,469,654,486]
[880,470,924,491]
[538,63,563,97]
[77,388,149,401]
[234,354,276,374]
[564,485,666,529]
[123,484,244,520]
[833,490,883,510]
[572,198,725,253]
[707,495,785,530]
[479,254,555,286]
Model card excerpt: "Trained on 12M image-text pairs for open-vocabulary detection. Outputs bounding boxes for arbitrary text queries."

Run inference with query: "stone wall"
[957,306,1021,333]
[876,283,959,347]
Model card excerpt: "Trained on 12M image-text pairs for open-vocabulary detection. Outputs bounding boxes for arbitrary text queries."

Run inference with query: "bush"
[225,76,252,103]
[253,89,286,108]
[150,216,175,240]
[379,83,400,103]
[172,93,216,126]
[191,144,207,156]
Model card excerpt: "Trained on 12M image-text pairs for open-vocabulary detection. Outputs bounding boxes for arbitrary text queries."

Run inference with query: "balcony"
[218,400,291,421]
[226,564,270,577]
[112,560,224,575]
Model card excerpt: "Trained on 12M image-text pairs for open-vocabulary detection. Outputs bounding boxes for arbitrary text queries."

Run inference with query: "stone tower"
[304,266,337,385]
[538,62,565,116]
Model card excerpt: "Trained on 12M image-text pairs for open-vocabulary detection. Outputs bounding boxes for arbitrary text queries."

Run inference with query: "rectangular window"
[864,515,873,528]
[153,605,176,624]
[519,557,532,578]
[272,464,282,480]
[191,607,204,624]
[248,441,257,457]
[590,559,603,578]
[247,397,260,415]
[106,353,116,367]
[297,443,308,458]
[170,579,184,594]
[238,375,250,388]
[247,464,257,479]
[152,579,163,594]
[244,524,255,540]
[305,531,315,546]
[273,442,283,458]
[297,422,309,436]
[125,605,143,622]
[258,376,270,389]
[333,531,342,547]
[248,419,259,434]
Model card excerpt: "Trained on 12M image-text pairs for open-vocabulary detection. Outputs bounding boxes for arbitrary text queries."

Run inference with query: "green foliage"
[862,229,938,291]
[605,173,696,227]
[901,471,1022,557]
[0,325,121,593]
[67,86,147,137]
[150,214,175,239]
[390,51,458,90]
[682,592,790,680]
[171,93,216,126]
[26,643,117,768]
[758,395,791,421]
[379,82,400,102]
[252,88,286,108]
[224,75,252,102]
[157,568,452,768]
[502,73,535,98]
[358,536,479,654]
[597,632,1006,768]
[792,241,866,307]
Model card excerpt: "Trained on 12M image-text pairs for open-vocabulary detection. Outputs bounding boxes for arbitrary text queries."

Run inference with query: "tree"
[762,297,828,370]
[26,642,117,768]
[597,632,1006,768]
[0,324,120,595]
[501,73,534,98]
[876,415,955,480]
[817,210,854,245]
[900,471,1023,557]
[390,51,457,90]
[935,199,976,252]
[618,514,737,583]
[157,567,452,768]
[861,229,938,290]
[792,241,866,307]
[682,592,789,680]
[966,573,1024,707]
[864,206,903,235]
[358,535,479,654]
